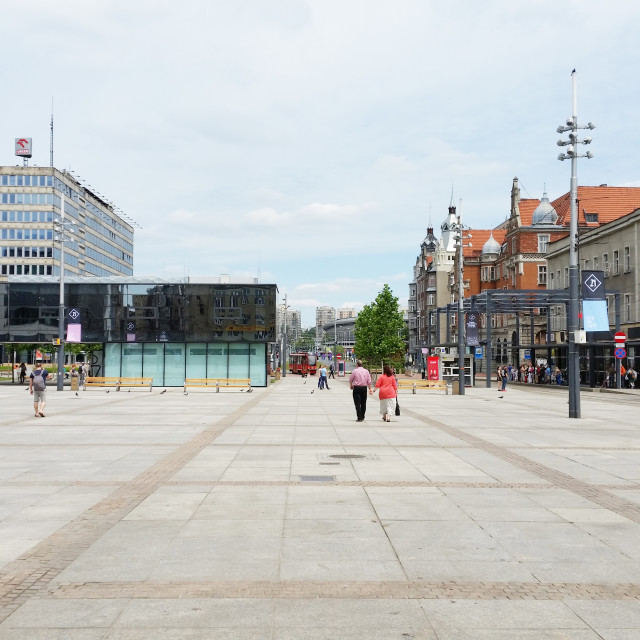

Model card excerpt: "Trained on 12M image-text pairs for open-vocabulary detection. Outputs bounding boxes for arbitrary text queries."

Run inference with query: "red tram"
[289,352,317,376]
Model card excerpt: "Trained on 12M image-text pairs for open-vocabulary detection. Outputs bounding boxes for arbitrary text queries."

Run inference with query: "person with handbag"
[371,364,398,423]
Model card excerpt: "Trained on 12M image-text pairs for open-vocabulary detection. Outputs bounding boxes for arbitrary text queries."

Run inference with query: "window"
[427,293,434,305]
[538,265,547,285]
[550,271,555,288]
[583,259,590,270]
[585,212,598,223]
[564,267,569,288]
[613,250,619,275]
[593,256,599,271]
[538,234,550,253]
[603,253,609,277]
[624,246,630,272]
[512,238,516,253]
[624,294,631,323]
[450,314,456,326]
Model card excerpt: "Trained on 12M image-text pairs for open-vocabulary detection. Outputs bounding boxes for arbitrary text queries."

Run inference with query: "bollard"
[216,381,220,393]
[412,382,416,395]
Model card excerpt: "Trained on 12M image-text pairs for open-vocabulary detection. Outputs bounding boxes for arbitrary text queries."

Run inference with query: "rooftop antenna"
[50,99,54,168]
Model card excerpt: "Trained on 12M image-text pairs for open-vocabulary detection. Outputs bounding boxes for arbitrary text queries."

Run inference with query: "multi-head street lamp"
[555,70,594,418]
[53,198,76,391]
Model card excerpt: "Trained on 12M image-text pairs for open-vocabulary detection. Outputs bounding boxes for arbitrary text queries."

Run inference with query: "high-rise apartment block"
[276,304,302,341]
[338,307,356,319]
[315,306,335,339]
[1,165,134,280]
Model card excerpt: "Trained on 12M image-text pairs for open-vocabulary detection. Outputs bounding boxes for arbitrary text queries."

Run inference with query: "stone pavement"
[1,376,640,638]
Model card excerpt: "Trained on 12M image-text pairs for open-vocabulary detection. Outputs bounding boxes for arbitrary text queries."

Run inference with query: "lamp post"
[53,194,76,391]
[454,213,472,395]
[281,294,289,377]
[556,69,595,418]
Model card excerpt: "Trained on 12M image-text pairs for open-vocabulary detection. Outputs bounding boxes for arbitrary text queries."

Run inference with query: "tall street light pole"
[455,210,472,395]
[54,194,75,391]
[557,69,595,418]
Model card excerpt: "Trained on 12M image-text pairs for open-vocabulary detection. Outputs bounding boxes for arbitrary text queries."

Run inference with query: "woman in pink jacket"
[371,364,398,422]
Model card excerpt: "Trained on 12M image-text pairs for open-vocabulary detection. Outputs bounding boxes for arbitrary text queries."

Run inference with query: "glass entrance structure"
[1,277,277,386]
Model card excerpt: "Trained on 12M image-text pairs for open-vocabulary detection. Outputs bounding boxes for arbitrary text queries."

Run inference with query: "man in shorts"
[29,361,49,417]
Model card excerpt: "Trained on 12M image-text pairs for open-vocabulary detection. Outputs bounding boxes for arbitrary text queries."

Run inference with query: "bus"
[289,352,317,376]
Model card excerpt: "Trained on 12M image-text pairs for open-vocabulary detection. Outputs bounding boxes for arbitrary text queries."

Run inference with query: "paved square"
[1,376,640,637]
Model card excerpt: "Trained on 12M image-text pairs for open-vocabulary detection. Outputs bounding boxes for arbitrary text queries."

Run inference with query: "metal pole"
[282,294,287,377]
[56,193,65,392]
[567,71,581,417]
[485,293,492,388]
[457,214,465,395]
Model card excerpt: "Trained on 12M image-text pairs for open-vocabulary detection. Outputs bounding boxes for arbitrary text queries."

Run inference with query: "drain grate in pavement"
[300,475,336,482]
[329,454,366,459]
[319,462,341,465]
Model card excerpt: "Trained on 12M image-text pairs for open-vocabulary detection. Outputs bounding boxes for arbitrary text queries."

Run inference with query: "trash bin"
[452,380,459,395]
[70,377,79,391]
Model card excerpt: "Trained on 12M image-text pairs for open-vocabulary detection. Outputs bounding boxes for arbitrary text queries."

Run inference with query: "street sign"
[615,347,626,359]
[474,346,483,359]
[614,331,627,344]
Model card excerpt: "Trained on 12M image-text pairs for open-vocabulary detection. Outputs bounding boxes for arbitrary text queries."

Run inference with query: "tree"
[354,284,406,369]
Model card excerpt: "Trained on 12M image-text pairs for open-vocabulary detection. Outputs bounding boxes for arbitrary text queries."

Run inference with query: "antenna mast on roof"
[50,99,54,168]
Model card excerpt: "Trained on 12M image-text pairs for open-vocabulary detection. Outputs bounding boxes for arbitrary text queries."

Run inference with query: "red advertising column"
[427,356,440,380]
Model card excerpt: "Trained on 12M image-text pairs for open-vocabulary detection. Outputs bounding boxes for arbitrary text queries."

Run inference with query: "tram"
[289,352,317,376]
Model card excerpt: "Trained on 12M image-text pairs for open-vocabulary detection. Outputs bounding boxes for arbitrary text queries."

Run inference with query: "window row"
[0,193,55,205]
[1,228,54,240]
[1,174,53,187]
[83,260,133,277]
[1,246,53,258]
[0,264,53,275]
[1,210,54,223]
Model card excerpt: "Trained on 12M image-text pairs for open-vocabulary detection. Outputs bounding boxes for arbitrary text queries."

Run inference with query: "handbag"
[395,398,400,416]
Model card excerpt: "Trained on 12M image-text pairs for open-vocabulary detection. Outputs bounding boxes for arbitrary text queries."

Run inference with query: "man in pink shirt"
[349,360,372,422]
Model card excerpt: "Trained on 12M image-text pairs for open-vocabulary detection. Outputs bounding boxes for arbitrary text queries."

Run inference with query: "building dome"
[532,192,558,225]
[481,232,500,256]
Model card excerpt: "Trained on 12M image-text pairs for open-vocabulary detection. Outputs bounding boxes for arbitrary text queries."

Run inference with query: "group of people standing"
[348,360,398,423]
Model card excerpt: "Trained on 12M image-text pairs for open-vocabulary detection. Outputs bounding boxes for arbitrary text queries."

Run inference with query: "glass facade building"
[1,277,277,386]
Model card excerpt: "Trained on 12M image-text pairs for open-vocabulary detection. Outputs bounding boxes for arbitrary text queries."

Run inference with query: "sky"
[2,1,640,327]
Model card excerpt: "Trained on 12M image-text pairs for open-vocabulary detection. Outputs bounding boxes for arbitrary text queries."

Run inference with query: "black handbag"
[395,399,400,416]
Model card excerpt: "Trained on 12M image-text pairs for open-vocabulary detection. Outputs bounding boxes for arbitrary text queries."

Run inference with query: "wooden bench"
[397,379,448,394]
[184,378,252,392]
[83,376,121,390]
[118,377,153,391]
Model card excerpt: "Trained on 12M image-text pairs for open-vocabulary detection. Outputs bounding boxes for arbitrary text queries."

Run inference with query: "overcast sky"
[3,1,639,326]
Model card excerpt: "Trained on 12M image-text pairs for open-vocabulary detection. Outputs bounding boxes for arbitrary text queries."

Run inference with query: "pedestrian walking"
[320,365,330,390]
[29,361,49,418]
[371,364,398,422]
[349,360,372,422]
[328,363,335,379]
[18,362,27,384]
[500,366,508,391]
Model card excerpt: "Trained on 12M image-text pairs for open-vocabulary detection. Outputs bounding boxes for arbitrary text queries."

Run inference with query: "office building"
[1,165,134,280]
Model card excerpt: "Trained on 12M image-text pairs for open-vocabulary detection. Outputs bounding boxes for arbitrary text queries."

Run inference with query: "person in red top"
[371,364,398,422]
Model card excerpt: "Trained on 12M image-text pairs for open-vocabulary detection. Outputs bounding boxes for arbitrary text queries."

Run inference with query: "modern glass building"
[1,277,277,386]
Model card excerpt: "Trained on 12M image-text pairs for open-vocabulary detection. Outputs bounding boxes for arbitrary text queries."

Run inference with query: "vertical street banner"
[126,320,136,342]
[466,311,479,346]
[581,270,609,332]
[427,356,440,380]
[66,307,82,343]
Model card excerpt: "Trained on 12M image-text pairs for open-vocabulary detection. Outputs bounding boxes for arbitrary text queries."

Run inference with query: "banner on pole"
[466,312,479,347]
